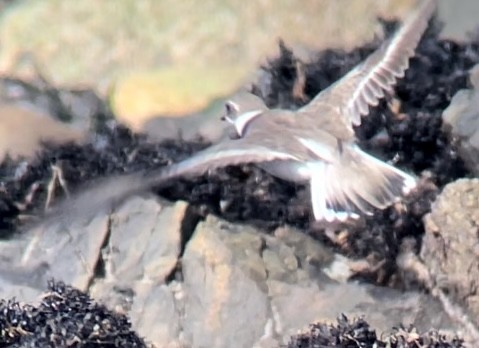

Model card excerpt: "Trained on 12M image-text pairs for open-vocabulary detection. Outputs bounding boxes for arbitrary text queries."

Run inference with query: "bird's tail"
[309,146,416,222]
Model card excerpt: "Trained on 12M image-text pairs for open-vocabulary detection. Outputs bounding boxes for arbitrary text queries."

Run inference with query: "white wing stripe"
[296,137,336,163]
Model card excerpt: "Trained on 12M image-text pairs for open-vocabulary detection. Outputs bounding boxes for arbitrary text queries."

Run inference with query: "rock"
[0,103,84,160]
[422,179,479,325]
[437,0,479,42]
[442,65,479,176]
[0,195,187,346]
[0,264,49,303]
[20,213,110,292]
[0,77,114,160]
[128,283,184,347]
[268,279,455,344]
[94,196,185,285]
[0,211,110,302]
[87,196,187,348]
[0,281,461,348]
[0,198,462,347]
[0,77,112,131]
[273,226,335,280]
[180,216,457,347]
[181,217,270,347]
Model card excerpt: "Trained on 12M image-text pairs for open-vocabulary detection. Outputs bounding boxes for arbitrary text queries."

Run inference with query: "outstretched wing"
[297,0,437,139]
[142,139,299,187]
[41,139,299,224]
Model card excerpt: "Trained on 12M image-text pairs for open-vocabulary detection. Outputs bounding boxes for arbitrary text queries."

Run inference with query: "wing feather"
[142,140,299,187]
[298,0,436,139]
[42,139,300,224]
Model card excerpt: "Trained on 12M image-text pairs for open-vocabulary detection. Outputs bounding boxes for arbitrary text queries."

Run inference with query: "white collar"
[233,110,263,137]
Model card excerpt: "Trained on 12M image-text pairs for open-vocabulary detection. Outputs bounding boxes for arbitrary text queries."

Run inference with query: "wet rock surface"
[0,16,477,348]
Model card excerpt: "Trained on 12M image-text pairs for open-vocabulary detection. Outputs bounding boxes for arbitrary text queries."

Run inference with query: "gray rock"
[442,64,479,175]
[181,217,270,348]
[0,103,85,161]
[0,196,462,347]
[180,216,457,347]
[438,0,479,42]
[268,280,453,343]
[422,178,479,324]
[88,196,187,348]
[0,212,110,302]
[129,282,184,347]
[97,196,184,285]
[20,214,110,291]
[0,195,187,346]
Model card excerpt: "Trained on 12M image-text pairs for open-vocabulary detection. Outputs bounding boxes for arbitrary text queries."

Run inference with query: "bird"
[46,0,436,224]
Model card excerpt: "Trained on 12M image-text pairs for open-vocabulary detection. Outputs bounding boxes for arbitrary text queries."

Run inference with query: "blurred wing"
[298,0,436,138]
[40,139,299,224]
[142,139,299,186]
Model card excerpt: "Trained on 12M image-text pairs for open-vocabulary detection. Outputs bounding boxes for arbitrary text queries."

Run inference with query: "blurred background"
[1,2,479,346]
[0,0,477,158]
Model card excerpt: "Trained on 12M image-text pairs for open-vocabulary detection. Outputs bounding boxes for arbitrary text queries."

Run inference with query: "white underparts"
[259,160,310,183]
[307,145,417,223]
[308,162,360,222]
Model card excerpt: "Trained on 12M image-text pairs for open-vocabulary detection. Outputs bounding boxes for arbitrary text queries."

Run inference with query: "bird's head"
[221,91,267,138]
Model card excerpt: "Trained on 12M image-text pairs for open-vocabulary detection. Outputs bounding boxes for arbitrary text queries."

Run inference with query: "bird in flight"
[47,0,437,224]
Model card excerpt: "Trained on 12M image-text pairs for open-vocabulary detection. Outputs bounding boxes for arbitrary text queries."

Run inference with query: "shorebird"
[49,0,436,224]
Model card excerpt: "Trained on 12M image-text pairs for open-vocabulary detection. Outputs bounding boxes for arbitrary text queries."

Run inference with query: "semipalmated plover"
[49,0,437,223]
